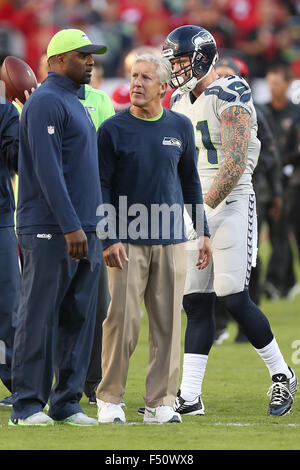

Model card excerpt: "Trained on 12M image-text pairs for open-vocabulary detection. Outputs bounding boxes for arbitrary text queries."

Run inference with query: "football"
[0,56,38,104]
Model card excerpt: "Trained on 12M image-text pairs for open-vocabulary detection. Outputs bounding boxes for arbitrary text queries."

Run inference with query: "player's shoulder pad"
[205,75,252,103]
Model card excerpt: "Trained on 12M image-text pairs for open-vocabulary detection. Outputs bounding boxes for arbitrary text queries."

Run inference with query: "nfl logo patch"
[47,125,55,135]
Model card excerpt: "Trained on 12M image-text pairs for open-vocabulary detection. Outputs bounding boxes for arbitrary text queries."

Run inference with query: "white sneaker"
[143,405,182,423]
[97,399,126,423]
[8,411,54,426]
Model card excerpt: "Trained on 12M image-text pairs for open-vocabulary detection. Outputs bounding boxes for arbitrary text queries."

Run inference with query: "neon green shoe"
[8,412,54,426]
[54,412,98,426]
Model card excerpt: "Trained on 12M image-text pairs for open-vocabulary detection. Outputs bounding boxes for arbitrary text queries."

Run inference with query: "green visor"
[47,29,107,59]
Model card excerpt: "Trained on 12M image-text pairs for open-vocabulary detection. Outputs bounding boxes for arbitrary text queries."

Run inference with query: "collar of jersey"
[46,71,82,94]
[77,84,86,99]
[129,108,164,121]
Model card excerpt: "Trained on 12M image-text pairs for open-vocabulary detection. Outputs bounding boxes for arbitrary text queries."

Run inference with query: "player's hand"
[14,87,36,109]
[103,242,129,269]
[64,229,88,262]
[196,236,212,270]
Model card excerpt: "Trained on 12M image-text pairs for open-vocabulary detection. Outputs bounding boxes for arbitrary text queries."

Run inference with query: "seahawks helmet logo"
[193,31,215,47]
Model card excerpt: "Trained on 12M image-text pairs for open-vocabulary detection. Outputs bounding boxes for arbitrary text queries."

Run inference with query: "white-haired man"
[96,53,212,423]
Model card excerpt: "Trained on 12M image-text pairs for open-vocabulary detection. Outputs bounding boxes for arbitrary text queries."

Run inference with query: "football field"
[0,238,299,451]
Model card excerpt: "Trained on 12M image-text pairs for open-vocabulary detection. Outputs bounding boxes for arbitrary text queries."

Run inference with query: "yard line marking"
[3,421,299,428]
[187,421,300,427]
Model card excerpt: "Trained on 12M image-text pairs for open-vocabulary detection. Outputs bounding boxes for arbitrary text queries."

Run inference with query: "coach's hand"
[196,236,212,270]
[64,229,88,261]
[103,242,129,269]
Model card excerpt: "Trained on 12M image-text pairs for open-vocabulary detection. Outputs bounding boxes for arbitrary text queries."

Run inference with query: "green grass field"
[0,237,299,451]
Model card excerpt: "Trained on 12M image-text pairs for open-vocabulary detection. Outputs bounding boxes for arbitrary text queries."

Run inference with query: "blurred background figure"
[36,52,48,83]
[123,45,161,78]
[213,56,240,77]
[263,64,300,301]
[287,118,300,280]
[110,82,131,112]
[234,0,293,79]
[90,62,105,89]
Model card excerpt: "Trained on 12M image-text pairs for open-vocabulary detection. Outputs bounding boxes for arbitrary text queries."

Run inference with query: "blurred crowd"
[1,0,300,307]
[0,0,300,83]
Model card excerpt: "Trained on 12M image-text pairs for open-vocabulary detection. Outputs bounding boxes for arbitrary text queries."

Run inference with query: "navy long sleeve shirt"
[97,108,209,248]
[17,72,102,235]
[0,99,19,228]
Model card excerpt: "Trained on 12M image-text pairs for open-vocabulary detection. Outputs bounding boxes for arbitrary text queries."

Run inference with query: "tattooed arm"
[204,105,251,208]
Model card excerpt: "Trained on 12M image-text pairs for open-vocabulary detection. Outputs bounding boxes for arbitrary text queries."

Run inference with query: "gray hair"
[132,53,171,84]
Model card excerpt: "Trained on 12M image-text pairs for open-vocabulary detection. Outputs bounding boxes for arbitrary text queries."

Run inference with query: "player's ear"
[160,82,168,99]
[48,55,64,69]
[56,53,66,64]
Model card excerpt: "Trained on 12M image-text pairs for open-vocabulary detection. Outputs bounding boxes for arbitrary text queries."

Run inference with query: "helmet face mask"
[162,25,219,93]
[167,55,194,90]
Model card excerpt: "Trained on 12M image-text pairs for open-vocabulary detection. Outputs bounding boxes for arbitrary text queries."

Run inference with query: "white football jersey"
[171,75,261,195]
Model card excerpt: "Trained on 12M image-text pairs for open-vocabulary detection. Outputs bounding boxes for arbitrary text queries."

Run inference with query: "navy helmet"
[162,25,218,93]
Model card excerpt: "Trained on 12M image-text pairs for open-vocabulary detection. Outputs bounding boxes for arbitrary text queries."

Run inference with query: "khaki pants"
[96,243,187,408]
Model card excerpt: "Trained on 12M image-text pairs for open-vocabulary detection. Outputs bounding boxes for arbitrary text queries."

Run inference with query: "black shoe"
[174,390,205,415]
[88,392,97,405]
[267,367,298,416]
[138,407,145,415]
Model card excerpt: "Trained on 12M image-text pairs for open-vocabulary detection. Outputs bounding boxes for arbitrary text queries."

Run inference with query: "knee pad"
[183,292,216,355]
[183,292,216,321]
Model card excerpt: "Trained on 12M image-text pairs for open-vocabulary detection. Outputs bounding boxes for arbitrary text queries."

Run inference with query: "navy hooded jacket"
[17,72,102,235]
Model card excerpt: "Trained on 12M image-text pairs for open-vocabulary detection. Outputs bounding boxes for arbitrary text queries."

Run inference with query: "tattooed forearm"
[204,106,250,208]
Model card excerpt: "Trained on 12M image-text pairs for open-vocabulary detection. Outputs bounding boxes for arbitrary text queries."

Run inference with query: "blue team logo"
[192,31,215,47]
[162,137,182,148]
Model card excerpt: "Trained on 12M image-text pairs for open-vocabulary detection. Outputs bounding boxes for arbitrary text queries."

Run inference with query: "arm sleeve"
[97,123,120,248]
[0,101,19,173]
[25,96,82,233]
[178,118,210,238]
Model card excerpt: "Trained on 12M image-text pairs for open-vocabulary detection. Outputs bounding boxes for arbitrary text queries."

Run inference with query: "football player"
[162,25,297,417]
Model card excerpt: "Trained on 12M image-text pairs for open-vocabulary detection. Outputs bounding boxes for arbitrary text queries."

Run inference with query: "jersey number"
[196,120,218,165]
